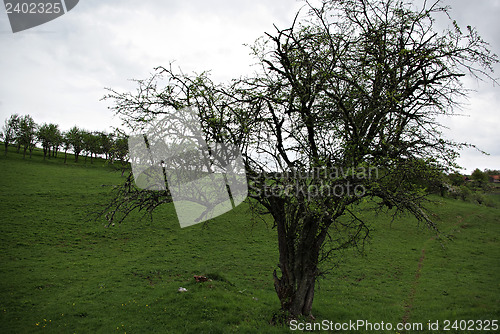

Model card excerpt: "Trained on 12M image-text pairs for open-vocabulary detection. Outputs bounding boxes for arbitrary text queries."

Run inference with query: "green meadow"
[0,148,499,333]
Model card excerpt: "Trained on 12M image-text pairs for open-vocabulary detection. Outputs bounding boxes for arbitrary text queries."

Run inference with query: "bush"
[458,185,472,201]
[471,192,486,205]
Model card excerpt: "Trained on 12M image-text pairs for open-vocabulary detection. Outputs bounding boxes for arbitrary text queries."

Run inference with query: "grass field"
[0,148,499,333]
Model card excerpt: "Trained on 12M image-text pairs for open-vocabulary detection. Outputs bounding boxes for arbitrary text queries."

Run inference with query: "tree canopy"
[101,0,497,318]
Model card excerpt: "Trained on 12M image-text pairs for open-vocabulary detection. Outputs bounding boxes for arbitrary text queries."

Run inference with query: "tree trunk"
[64,150,68,164]
[4,142,8,156]
[271,210,322,317]
[121,160,126,176]
[273,265,316,316]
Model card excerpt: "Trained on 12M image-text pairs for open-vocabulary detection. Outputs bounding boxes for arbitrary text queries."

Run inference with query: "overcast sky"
[1,0,499,173]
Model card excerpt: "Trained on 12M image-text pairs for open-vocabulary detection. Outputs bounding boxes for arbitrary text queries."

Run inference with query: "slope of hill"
[0,148,498,333]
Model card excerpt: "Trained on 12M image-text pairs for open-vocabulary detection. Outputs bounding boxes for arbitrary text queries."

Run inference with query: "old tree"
[101,0,497,318]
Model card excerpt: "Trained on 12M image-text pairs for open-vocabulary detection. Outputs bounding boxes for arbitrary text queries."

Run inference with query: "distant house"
[489,175,500,183]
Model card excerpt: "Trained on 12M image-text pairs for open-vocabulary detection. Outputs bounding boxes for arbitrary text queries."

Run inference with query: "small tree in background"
[37,123,51,159]
[62,131,72,164]
[51,127,63,158]
[82,130,101,164]
[447,172,465,187]
[470,168,489,190]
[37,123,61,159]
[17,115,37,159]
[1,114,20,156]
[66,126,84,163]
[109,134,129,176]
[98,132,114,161]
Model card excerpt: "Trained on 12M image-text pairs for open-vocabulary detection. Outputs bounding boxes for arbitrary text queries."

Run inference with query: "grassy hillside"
[0,148,499,333]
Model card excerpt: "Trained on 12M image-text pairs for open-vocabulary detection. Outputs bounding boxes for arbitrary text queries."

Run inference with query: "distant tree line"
[0,113,129,173]
[446,168,500,189]
[426,168,500,207]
